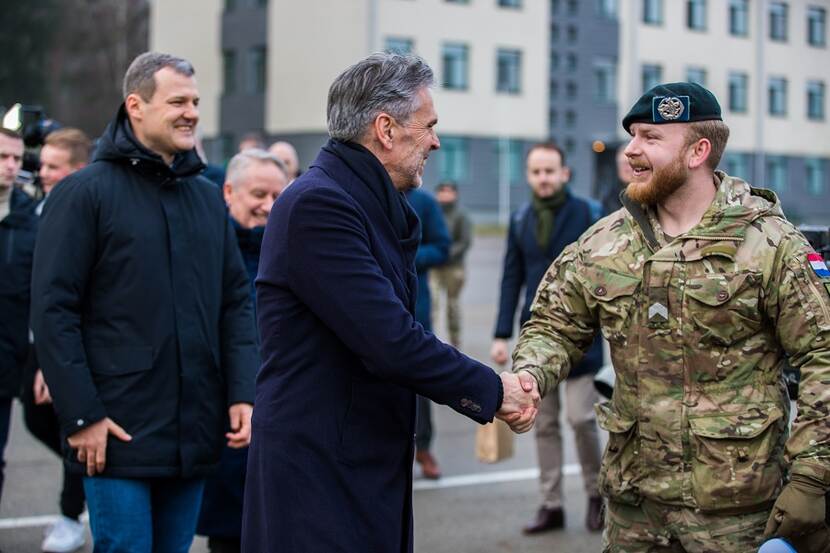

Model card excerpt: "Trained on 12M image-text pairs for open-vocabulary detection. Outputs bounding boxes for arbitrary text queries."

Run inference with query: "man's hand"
[490,339,509,366]
[33,369,52,405]
[67,417,132,476]
[764,474,827,539]
[496,371,540,433]
[226,403,253,448]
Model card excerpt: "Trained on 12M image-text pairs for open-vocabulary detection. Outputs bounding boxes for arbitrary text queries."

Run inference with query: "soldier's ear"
[688,138,712,170]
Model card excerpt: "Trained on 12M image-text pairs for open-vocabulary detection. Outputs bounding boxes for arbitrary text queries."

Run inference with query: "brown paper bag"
[475,419,515,463]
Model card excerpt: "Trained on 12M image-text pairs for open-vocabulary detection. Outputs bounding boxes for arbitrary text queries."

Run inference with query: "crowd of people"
[1,49,830,553]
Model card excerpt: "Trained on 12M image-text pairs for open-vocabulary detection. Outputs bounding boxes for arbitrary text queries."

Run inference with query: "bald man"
[268,141,300,182]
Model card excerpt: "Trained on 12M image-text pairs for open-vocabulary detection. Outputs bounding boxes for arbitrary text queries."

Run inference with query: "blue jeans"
[83,476,205,553]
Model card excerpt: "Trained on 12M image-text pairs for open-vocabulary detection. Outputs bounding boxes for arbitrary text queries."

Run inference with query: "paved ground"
[0,233,604,552]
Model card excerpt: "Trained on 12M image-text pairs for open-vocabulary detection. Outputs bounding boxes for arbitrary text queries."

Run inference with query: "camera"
[2,102,62,191]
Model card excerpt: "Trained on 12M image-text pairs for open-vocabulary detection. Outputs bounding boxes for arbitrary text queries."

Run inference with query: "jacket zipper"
[5,229,13,264]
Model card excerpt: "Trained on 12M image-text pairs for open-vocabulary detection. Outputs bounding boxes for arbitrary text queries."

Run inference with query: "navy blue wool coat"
[243,143,502,553]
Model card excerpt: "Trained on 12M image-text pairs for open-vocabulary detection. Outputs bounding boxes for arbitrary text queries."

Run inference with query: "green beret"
[622,82,722,134]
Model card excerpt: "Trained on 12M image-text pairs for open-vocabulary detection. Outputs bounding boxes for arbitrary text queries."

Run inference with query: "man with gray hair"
[31,52,258,553]
[243,52,540,552]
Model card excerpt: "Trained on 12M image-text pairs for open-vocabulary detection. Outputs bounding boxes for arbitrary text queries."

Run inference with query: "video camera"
[2,102,61,190]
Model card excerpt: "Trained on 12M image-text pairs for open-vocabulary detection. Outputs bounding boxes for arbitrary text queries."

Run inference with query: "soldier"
[512,82,830,552]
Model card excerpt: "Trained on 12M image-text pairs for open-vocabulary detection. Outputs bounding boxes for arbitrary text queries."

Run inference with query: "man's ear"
[688,138,712,170]
[561,166,572,182]
[124,93,144,123]
[372,113,395,151]
[222,182,234,207]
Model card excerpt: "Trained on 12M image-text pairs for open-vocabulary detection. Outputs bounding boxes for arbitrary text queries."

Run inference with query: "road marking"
[0,466,582,529]
[414,463,581,491]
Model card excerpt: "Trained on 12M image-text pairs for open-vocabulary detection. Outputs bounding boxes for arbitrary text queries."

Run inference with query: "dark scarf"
[322,139,421,257]
[532,188,568,252]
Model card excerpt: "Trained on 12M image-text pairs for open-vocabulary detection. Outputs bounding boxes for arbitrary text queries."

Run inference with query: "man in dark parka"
[243,53,540,553]
[30,52,258,553]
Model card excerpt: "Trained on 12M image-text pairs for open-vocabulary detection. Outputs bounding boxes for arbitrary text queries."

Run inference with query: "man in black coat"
[0,127,35,505]
[243,53,540,553]
[30,52,258,553]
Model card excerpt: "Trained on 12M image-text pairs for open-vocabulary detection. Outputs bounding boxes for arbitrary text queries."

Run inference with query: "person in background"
[268,141,301,182]
[405,186,450,480]
[429,181,473,349]
[21,127,91,553]
[197,148,289,553]
[600,143,635,216]
[238,132,265,152]
[30,52,258,553]
[491,142,605,534]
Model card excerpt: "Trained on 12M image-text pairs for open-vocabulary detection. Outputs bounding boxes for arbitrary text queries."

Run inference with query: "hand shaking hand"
[496,370,540,434]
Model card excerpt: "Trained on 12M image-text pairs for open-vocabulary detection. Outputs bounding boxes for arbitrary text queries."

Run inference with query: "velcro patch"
[808,252,830,278]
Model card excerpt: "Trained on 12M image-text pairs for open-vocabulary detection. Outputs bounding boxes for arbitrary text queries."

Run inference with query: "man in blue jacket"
[491,143,605,534]
[30,52,258,553]
[244,52,540,553]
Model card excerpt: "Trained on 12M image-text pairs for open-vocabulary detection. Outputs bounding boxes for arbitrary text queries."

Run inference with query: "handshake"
[495,371,541,433]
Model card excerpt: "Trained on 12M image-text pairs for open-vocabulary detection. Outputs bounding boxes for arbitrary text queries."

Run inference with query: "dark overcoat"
[494,191,605,378]
[30,105,258,477]
[243,143,502,553]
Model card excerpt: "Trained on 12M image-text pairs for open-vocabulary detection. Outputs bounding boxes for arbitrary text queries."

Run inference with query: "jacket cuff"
[791,459,830,488]
[59,403,108,439]
[495,374,504,412]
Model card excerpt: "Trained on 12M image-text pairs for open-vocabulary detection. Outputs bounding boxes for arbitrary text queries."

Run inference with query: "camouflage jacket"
[513,171,830,513]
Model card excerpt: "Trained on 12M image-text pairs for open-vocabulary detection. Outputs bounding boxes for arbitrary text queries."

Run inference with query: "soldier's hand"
[67,417,132,476]
[490,339,509,365]
[764,475,827,539]
[496,371,540,433]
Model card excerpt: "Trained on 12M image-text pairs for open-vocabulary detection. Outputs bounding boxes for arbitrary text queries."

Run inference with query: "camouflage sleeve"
[511,243,598,397]
[767,235,830,486]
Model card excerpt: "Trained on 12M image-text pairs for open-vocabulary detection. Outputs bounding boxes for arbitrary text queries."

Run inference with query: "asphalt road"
[0,233,604,552]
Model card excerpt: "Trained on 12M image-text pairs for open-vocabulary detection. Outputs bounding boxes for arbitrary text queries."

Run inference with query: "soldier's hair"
[44,128,92,166]
[226,148,287,188]
[527,142,567,167]
[435,180,458,192]
[0,127,22,141]
[123,52,195,101]
[685,120,730,170]
[327,52,434,142]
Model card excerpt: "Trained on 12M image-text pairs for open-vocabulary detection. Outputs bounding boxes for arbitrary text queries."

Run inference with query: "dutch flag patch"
[808,253,830,278]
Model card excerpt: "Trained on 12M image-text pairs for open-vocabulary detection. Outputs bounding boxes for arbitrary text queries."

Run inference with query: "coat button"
[716,291,729,301]
[76,419,84,426]
[595,286,607,297]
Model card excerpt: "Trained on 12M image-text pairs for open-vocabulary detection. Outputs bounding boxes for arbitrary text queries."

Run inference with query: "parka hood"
[94,104,205,180]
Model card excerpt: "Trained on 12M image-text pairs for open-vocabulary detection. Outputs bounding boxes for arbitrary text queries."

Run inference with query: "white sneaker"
[41,516,86,553]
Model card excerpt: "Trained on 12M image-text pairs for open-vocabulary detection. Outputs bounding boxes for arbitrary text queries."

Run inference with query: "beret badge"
[657,97,685,120]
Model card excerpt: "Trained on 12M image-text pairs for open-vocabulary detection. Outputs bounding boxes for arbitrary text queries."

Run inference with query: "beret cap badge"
[657,97,685,120]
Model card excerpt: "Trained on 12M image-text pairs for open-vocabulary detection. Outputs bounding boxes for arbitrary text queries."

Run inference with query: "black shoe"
[522,507,565,534]
[586,496,604,532]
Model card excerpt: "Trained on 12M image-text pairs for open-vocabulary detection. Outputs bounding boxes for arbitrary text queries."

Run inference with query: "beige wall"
[265,0,548,140]
[149,0,223,137]
[618,0,829,156]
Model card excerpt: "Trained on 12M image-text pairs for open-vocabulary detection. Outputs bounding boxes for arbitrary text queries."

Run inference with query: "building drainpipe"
[754,0,767,185]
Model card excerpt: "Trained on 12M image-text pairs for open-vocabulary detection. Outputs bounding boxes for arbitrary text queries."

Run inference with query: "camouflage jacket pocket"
[595,401,641,504]
[688,404,786,512]
[685,272,762,346]
[583,270,640,345]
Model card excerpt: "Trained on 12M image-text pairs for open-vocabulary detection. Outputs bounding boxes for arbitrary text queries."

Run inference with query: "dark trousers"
[21,363,85,519]
[0,396,11,502]
[415,395,433,452]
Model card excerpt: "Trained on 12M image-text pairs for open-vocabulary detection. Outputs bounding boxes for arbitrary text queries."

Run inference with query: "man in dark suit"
[491,143,605,534]
[244,52,539,553]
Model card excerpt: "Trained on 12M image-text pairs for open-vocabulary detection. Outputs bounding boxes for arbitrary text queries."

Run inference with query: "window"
[550,109,559,128]
[564,137,575,153]
[770,2,788,41]
[729,0,749,36]
[567,26,578,43]
[724,152,750,179]
[729,72,749,113]
[594,57,617,104]
[567,0,578,15]
[225,0,236,11]
[551,0,561,14]
[597,0,618,19]
[497,139,524,184]
[385,37,414,54]
[686,67,707,87]
[566,52,578,72]
[551,81,559,98]
[439,137,469,182]
[565,111,576,127]
[808,81,825,120]
[496,49,522,94]
[566,81,577,99]
[222,50,237,94]
[768,77,788,115]
[806,158,826,196]
[642,64,662,92]
[551,24,560,42]
[551,52,560,72]
[808,7,827,47]
[766,156,788,192]
[687,0,707,30]
[442,43,469,90]
[247,46,266,94]
[498,0,522,7]
[643,0,663,24]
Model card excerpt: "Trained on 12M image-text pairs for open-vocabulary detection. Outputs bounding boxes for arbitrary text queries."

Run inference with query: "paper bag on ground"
[475,419,514,463]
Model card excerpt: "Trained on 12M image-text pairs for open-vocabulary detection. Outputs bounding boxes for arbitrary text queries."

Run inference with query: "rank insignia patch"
[808,252,830,278]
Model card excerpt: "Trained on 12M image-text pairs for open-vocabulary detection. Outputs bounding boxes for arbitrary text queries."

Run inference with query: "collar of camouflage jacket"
[621,171,783,257]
